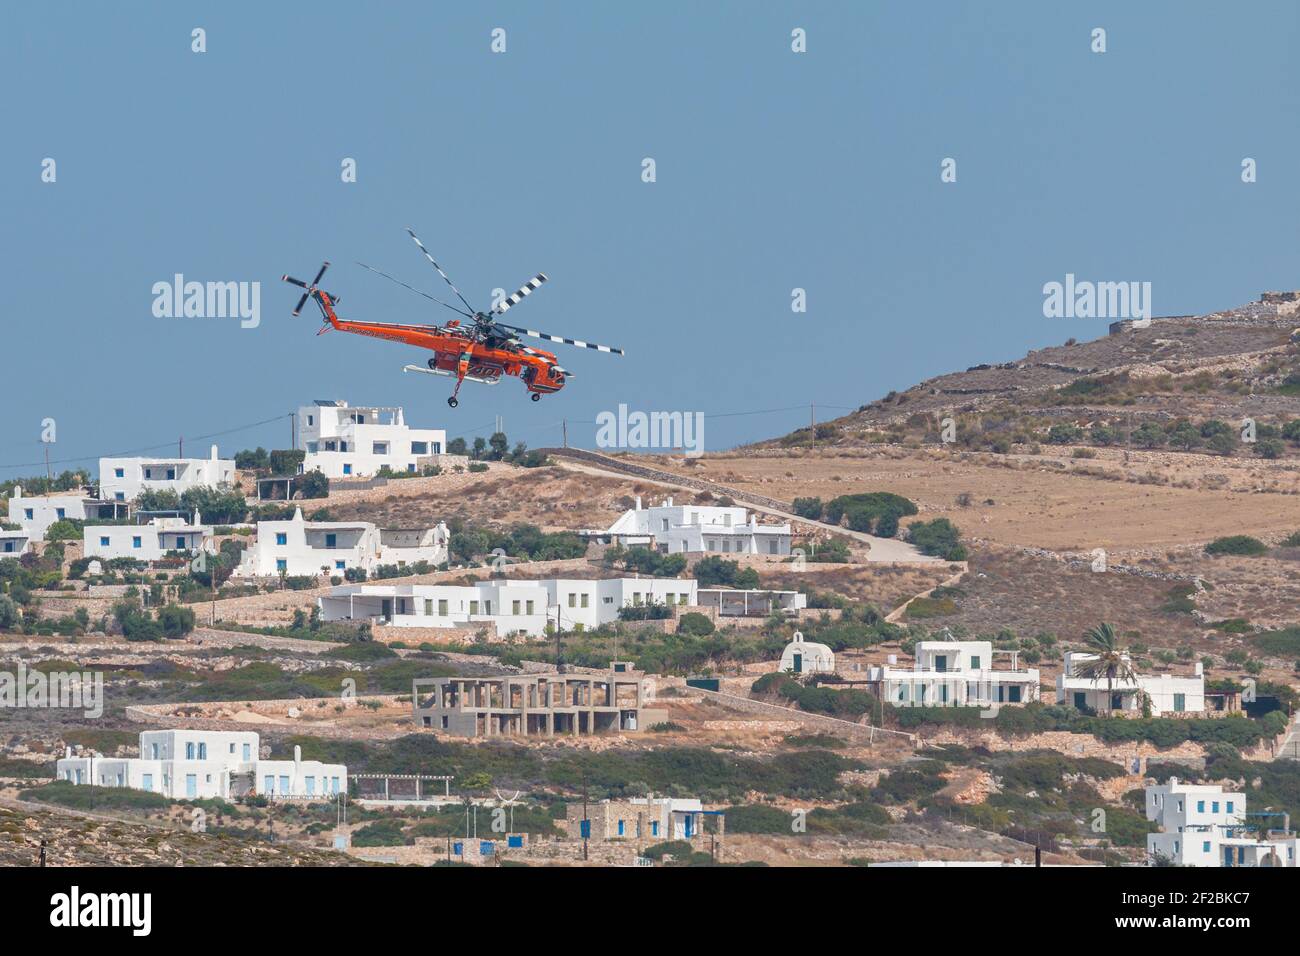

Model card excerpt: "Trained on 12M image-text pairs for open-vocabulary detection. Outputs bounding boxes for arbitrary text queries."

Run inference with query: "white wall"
[83,518,212,562]
[299,402,445,478]
[234,509,381,578]
[100,446,235,501]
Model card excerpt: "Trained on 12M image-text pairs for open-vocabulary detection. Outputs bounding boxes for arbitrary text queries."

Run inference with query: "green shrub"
[676,612,715,636]
[1204,535,1267,557]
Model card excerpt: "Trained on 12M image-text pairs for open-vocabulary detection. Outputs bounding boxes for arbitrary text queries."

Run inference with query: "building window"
[1212,801,1220,813]
[306,776,316,795]
[115,492,125,501]
[335,560,345,570]
[1203,841,1211,853]
[243,744,251,760]
[229,743,236,753]
[970,656,981,669]
[438,599,448,616]
[1197,801,1205,813]
[372,442,388,455]
[280,775,290,794]
[132,536,142,548]
[114,468,125,478]
[1226,801,1234,814]
[581,593,590,608]
[198,743,207,759]
[568,593,576,608]
[142,774,153,791]
[56,508,65,519]
[617,819,625,836]
[407,463,416,473]
[100,536,110,547]
[512,600,520,615]
[343,463,352,475]
[1174,693,1186,712]
[470,600,479,614]
[276,533,288,545]
[276,559,287,572]
[526,600,534,614]
[411,441,428,455]
[651,821,659,836]
[264,775,275,794]
[176,536,186,548]
[185,742,195,759]
[325,533,337,548]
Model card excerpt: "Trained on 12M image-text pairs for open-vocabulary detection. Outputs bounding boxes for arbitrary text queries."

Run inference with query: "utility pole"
[562,419,567,448]
[582,772,589,862]
[44,445,51,483]
[290,411,296,450]
[811,402,815,432]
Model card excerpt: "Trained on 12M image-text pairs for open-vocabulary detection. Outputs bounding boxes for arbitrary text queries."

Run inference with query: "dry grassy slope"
[755,309,1299,437]
[0,799,358,866]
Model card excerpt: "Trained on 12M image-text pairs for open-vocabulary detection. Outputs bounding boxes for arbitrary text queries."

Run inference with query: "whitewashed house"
[586,496,791,556]
[83,514,214,562]
[100,446,236,502]
[56,730,347,801]
[320,576,699,637]
[868,640,1041,708]
[7,485,129,540]
[1146,779,1297,867]
[779,632,835,674]
[1057,651,1204,716]
[233,508,449,578]
[298,400,446,478]
[0,528,32,559]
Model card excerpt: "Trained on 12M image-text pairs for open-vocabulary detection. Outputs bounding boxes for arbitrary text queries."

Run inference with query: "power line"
[0,413,291,473]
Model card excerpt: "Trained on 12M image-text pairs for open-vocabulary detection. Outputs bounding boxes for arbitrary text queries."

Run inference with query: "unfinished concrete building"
[412,665,666,737]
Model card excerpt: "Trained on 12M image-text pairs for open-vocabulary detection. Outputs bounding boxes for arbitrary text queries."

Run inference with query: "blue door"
[185,774,197,797]
[683,814,693,838]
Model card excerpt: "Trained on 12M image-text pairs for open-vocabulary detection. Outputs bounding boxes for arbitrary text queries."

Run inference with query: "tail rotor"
[282,261,338,317]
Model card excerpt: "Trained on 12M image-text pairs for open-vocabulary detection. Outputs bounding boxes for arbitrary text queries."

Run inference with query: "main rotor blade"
[293,293,310,316]
[355,261,473,318]
[492,273,548,314]
[406,227,477,316]
[499,322,624,355]
[282,275,309,289]
[311,262,330,286]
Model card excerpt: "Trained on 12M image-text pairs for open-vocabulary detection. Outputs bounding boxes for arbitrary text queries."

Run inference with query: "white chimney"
[294,745,301,766]
[634,496,642,510]
[210,444,219,460]
[1194,662,1204,677]
[666,497,673,507]
[12,485,20,499]
[887,654,898,665]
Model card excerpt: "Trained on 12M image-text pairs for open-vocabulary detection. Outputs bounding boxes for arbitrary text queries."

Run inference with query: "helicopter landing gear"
[530,393,541,402]
[428,356,438,370]
[447,396,459,408]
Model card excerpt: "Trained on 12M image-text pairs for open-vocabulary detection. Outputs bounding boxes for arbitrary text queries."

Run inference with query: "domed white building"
[779,632,835,675]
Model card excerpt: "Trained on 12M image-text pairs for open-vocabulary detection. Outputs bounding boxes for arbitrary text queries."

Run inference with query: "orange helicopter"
[283,228,624,407]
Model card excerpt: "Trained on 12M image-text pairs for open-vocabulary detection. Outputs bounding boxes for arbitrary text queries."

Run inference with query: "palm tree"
[1075,623,1138,716]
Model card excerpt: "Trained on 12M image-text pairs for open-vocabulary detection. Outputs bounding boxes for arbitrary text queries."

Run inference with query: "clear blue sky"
[4,1,1299,477]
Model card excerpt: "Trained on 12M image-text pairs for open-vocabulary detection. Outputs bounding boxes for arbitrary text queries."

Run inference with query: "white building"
[232,509,449,578]
[7,485,130,541]
[868,640,1041,708]
[100,445,236,502]
[1146,779,1297,867]
[298,400,446,478]
[55,730,347,801]
[0,528,31,559]
[83,514,213,563]
[1057,651,1204,716]
[587,496,792,556]
[697,588,806,618]
[320,577,699,637]
[779,632,835,674]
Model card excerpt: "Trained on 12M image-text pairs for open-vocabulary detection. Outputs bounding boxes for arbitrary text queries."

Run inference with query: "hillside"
[759,293,1300,455]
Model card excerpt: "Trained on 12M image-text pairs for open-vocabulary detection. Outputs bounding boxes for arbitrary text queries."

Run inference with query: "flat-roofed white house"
[298,400,446,478]
[1146,779,1297,867]
[779,631,835,674]
[1057,651,1204,716]
[83,514,214,562]
[585,496,792,556]
[55,730,346,801]
[233,508,449,578]
[7,485,130,540]
[320,577,699,637]
[0,528,32,559]
[868,640,1041,708]
[698,588,807,618]
[100,445,236,502]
